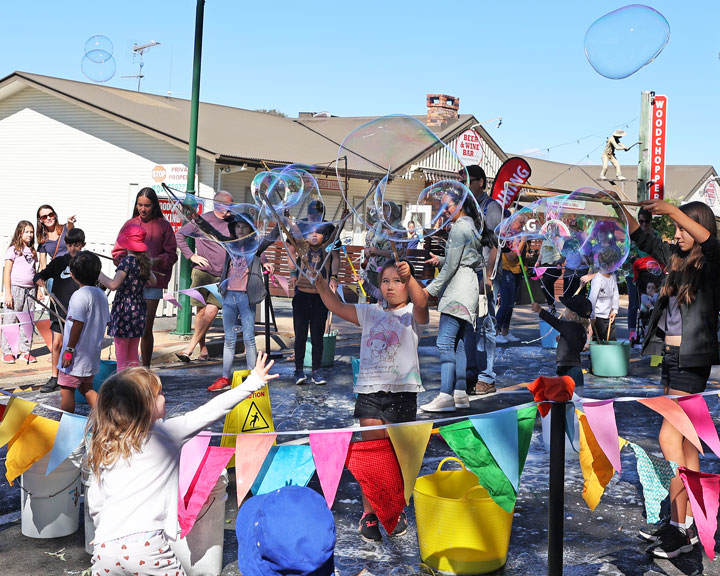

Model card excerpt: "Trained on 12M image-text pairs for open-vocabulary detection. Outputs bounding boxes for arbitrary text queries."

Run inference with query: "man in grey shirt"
[175,190,234,362]
[461,165,500,394]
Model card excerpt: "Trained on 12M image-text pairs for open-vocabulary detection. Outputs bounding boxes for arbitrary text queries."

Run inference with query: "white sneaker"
[616,175,626,181]
[495,334,509,344]
[505,333,521,342]
[420,393,456,413]
[453,390,470,409]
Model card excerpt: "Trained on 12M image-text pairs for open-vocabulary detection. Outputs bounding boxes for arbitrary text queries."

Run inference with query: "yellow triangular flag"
[577,409,627,510]
[387,421,433,504]
[5,415,60,485]
[0,397,36,449]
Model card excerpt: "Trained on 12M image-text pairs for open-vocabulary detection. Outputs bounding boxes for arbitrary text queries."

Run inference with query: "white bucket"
[82,464,95,554]
[20,452,82,538]
[170,470,228,576]
[541,394,581,458]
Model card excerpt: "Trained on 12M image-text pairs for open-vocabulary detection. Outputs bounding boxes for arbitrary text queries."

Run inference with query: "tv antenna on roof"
[121,41,161,92]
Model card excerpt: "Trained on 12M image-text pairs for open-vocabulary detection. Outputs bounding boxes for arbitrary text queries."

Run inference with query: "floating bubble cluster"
[584,5,670,79]
[81,35,116,83]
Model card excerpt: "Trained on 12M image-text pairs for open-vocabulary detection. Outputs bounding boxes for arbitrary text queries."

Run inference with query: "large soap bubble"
[336,114,473,245]
[585,5,670,79]
[557,188,630,273]
[82,35,116,83]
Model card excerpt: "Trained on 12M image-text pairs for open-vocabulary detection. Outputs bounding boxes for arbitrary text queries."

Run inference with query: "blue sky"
[1,1,717,167]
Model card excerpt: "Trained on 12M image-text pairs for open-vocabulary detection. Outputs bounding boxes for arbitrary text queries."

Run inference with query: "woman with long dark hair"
[420,189,484,412]
[112,187,178,366]
[619,197,720,559]
[36,205,75,270]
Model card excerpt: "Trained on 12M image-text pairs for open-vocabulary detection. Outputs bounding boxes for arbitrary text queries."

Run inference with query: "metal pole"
[548,401,566,575]
[264,272,271,354]
[637,90,652,203]
[175,0,205,335]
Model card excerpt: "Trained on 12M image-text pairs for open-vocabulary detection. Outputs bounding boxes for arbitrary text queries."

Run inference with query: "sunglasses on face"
[40,212,56,220]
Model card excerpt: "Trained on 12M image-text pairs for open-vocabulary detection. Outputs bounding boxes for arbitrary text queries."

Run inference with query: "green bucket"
[589,341,630,377]
[303,332,337,368]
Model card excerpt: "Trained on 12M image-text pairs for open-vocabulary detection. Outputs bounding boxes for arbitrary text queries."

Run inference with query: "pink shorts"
[58,372,94,389]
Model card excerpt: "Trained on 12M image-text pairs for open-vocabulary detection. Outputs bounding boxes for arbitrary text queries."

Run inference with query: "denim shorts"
[661,345,710,394]
[354,391,417,423]
[143,287,163,300]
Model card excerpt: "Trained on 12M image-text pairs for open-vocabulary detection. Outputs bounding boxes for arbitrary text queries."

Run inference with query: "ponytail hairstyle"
[659,201,717,306]
[86,367,162,477]
[9,220,37,260]
[134,251,153,282]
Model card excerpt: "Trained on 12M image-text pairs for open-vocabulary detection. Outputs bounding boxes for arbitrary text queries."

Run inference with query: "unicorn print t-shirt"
[354,302,425,394]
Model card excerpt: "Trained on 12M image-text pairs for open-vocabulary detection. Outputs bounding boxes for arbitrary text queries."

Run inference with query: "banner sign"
[649,95,668,200]
[491,157,532,209]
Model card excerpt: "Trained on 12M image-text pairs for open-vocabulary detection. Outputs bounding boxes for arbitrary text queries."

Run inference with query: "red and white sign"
[158,197,202,233]
[490,157,532,209]
[317,178,341,192]
[703,180,716,207]
[455,129,484,166]
[649,95,668,200]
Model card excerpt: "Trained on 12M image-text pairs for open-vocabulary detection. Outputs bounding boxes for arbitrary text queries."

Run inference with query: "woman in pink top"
[112,188,178,366]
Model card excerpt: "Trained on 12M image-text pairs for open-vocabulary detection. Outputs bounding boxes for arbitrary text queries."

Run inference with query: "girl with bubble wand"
[85,353,277,575]
[315,259,428,542]
[613,193,720,559]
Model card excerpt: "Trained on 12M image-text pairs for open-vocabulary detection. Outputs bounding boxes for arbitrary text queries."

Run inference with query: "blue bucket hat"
[236,486,336,576]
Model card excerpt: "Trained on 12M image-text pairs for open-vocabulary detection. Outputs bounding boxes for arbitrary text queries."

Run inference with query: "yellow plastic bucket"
[413,457,513,574]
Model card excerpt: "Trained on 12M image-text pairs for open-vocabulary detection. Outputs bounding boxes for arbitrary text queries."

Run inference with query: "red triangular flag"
[638,396,703,453]
[34,319,54,351]
[678,395,720,459]
[345,437,405,534]
[178,446,234,538]
[678,467,720,560]
[310,430,352,509]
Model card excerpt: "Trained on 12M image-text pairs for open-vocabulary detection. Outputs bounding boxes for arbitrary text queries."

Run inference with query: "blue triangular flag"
[469,410,520,490]
[201,283,223,304]
[46,413,87,475]
[250,445,316,495]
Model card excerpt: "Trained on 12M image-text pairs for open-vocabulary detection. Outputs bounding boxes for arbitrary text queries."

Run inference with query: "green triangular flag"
[439,405,537,513]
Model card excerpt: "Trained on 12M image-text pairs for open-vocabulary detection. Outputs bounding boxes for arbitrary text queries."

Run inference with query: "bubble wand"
[341,245,366,297]
[517,252,535,304]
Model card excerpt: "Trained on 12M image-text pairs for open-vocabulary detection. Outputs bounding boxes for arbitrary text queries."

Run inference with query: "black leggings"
[541,267,563,306]
[292,291,328,371]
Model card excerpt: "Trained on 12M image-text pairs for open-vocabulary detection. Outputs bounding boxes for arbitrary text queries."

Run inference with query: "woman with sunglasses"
[36,205,76,271]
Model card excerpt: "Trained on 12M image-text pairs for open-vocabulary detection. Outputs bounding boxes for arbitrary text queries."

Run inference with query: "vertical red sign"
[649,95,667,200]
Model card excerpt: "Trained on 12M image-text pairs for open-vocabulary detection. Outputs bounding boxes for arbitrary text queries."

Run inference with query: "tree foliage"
[254,108,287,117]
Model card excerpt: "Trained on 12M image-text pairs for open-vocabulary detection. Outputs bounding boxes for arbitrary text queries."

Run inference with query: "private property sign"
[150,164,201,232]
[455,129,484,166]
[649,95,667,200]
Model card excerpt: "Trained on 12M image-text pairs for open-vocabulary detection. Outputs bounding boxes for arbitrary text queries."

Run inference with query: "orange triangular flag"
[387,422,433,504]
[5,414,60,484]
[34,319,54,350]
[0,397,35,449]
[235,433,276,505]
[637,396,703,453]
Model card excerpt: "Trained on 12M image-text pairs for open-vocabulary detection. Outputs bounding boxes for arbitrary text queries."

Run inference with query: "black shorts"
[354,391,417,423]
[661,345,710,394]
[50,319,62,334]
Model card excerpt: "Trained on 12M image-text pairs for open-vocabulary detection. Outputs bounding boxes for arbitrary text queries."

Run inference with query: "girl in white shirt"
[315,259,429,543]
[86,353,277,575]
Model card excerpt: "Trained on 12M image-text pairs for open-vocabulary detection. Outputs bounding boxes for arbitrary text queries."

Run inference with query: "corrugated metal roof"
[0,71,493,178]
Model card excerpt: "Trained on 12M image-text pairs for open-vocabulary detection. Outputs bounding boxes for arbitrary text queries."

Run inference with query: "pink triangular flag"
[178,446,234,538]
[179,288,206,307]
[271,274,290,297]
[678,467,720,560]
[179,433,212,503]
[163,293,183,309]
[678,395,720,459]
[235,433,276,505]
[582,400,622,472]
[2,324,20,357]
[309,430,353,508]
[638,396,703,454]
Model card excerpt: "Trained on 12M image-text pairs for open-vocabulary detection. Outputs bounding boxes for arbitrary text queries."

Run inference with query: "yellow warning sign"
[221,369,275,468]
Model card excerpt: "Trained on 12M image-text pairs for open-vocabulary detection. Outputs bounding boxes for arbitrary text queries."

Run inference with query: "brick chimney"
[426,94,459,129]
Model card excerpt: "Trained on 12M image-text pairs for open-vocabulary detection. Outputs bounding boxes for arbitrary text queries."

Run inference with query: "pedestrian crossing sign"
[221,369,275,467]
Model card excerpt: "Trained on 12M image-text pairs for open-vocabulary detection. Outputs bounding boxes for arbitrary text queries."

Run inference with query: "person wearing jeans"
[465,290,497,393]
[221,290,258,377]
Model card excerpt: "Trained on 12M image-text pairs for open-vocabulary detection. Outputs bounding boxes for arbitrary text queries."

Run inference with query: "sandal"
[175,352,192,363]
[197,353,210,362]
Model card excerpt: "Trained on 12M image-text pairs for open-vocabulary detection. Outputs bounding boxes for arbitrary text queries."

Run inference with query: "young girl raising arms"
[615,195,720,559]
[316,259,429,543]
[86,352,277,575]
